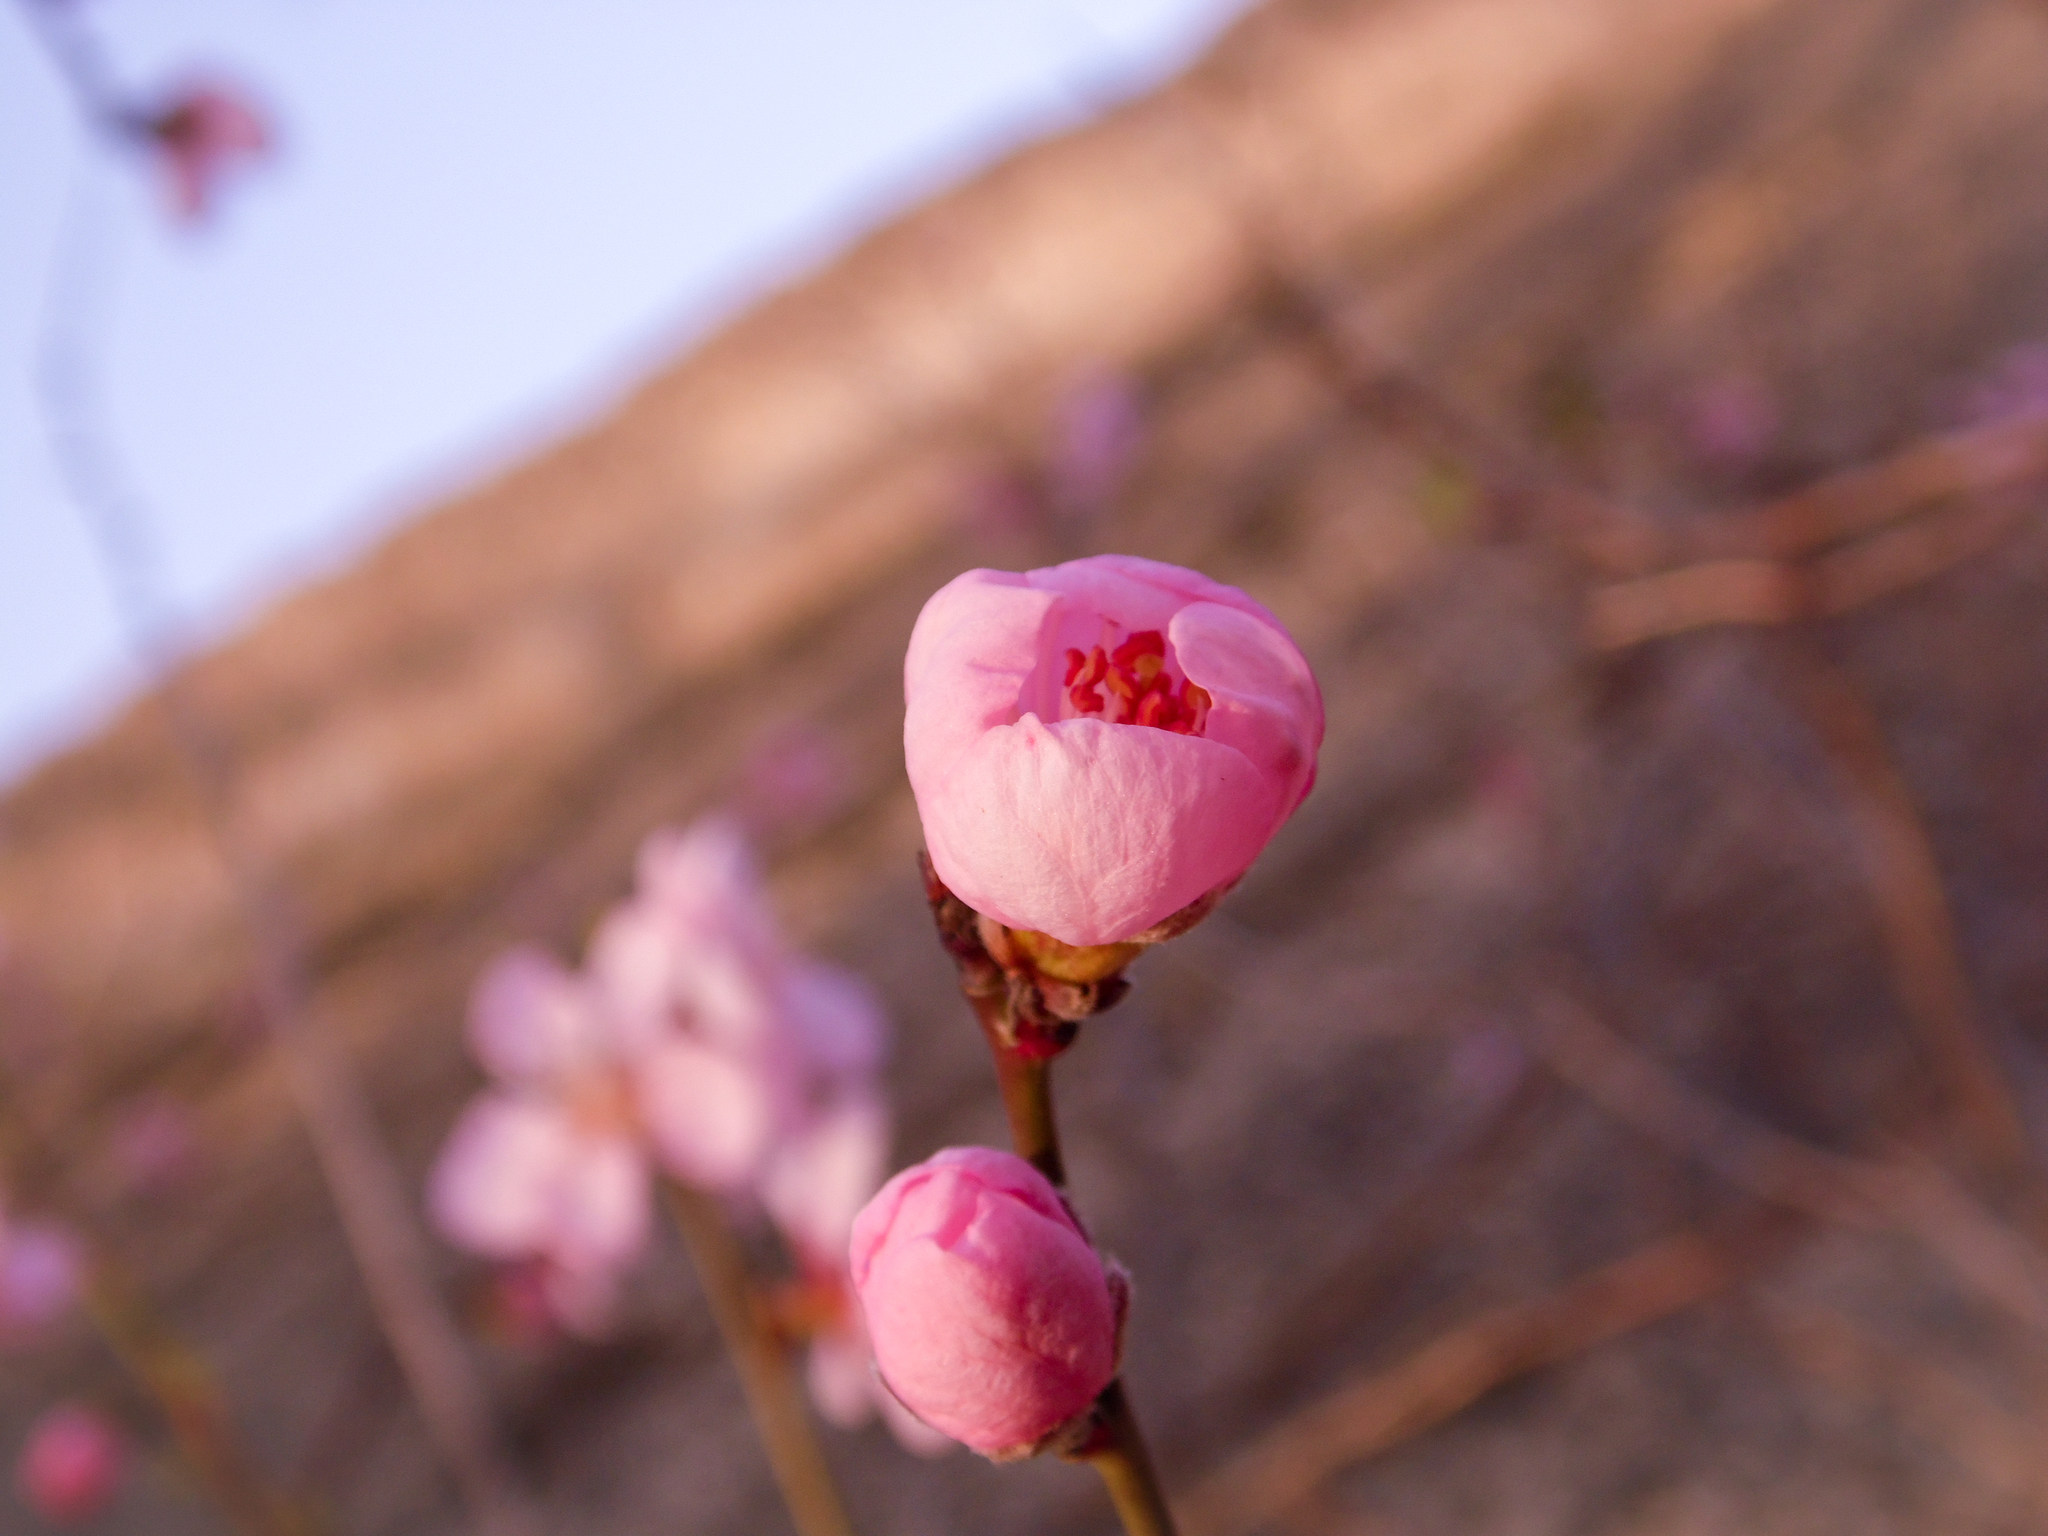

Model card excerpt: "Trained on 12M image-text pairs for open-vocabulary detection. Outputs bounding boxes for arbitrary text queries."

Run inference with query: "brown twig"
[1779,647,2032,1176]
[1584,498,2026,649]
[1179,1215,1780,1536]
[1084,1380,1180,1536]
[1530,995,2048,1336]
[1758,1291,2048,1517]
[86,1258,318,1536]
[37,198,540,1536]
[663,1182,857,1536]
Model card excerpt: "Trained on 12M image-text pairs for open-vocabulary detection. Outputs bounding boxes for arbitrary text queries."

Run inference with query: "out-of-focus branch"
[1585,498,2027,649]
[1759,1292,2048,1517]
[35,201,541,1536]
[1781,647,2032,1177]
[1179,1215,1780,1536]
[1531,995,2048,1336]
[662,1183,857,1536]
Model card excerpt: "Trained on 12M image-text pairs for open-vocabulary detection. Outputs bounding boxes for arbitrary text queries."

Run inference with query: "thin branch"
[1780,646,2033,1176]
[1179,1215,1780,1536]
[35,191,541,1536]
[1530,995,2048,1337]
[1585,499,2027,649]
[662,1183,857,1536]
[1758,1291,2048,1517]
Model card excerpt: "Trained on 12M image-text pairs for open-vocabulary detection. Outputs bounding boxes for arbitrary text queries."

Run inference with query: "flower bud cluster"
[429,817,921,1441]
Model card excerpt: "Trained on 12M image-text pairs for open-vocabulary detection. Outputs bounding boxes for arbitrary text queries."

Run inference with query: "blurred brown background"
[10,0,2048,1529]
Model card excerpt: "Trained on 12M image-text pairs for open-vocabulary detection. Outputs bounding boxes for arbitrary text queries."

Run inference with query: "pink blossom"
[109,1096,199,1197]
[139,80,271,225]
[0,1220,84,1341]
[16,1404,124,1525]
[850,1147,1123,1457]
[431,818,899,1332]
[905,555,1323,944]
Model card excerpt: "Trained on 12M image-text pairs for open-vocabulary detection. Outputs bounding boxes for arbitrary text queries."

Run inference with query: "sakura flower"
[428,946,775,1291]
[431,814,905,1365]
[136,79,271,225]
[16,1404,124,1525]
[905,554,1323,945]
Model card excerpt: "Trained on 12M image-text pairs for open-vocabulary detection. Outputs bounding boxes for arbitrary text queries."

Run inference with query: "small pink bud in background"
[850,1147,1123,1457]
[1679,375,1778,468]
[905,555,1323,945]
[0,1223,84,1341]
[1049,369,1143,519]
[109,1096,199,1197]
[139,79,271,226]
[732,722,855,838]
[16,1404,124,1524]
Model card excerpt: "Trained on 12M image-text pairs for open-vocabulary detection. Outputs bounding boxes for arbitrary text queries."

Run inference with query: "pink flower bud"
[904,555,1322,945]
[849,1147,1123,1457]
[16,1404,124,1524]
[140,79,271,225]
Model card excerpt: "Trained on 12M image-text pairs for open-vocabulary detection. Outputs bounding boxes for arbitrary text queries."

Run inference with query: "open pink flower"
[430,817,903,1355]
[16,1404,124,1525]
[850,1147,1124,1457]
[905,555,1322,944]
[428,946,774,1290]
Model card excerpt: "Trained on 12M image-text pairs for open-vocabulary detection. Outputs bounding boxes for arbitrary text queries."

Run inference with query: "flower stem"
[85,1258,317,1536]
[1083,1380,1180,1536]
[977,997,1067,1187]
[663,1182,857,1536]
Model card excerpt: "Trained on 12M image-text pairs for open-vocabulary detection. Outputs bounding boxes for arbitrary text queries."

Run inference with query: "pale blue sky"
[0,0,1248,781]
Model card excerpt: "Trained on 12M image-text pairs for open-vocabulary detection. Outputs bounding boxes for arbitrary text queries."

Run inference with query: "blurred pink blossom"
[733,722,856,837]
[1680,375,1778,468]
[431,817,900,1372]
[15,1404,124,1525]
[108,1096,199,1197]
[0,1214,83,1343]
[138,79,271,226]
[905,555,1324,944]
[1050,370,1144,517]
[1951,343,2048,428]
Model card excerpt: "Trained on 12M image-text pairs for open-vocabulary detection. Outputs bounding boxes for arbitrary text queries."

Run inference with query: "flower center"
[1059,629,1210,735]
[567,1070,641,1138]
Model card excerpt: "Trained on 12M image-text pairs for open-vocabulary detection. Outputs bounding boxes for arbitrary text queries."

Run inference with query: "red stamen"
[1111,630,1165,668]
[1064,648,1086,686]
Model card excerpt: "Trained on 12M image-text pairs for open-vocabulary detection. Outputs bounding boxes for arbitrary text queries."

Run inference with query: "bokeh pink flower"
[0,1207,83,1344]
[430,817,927,1442]
[15,1404,124,1525]
[905,554,1323,944]
[850,1146,1125,1457]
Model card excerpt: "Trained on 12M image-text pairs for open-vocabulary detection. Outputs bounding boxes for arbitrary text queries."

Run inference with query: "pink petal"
[783,963,886,1080]
[548,1134,650,1274]
[467,950,606,1086]
[635,1037,776,1191]
[427,1095,576,1258]
[806,1325,876,1429]
[761,1094,888,1267]
[920,714,1277,945]
[1169,599,1323,817]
